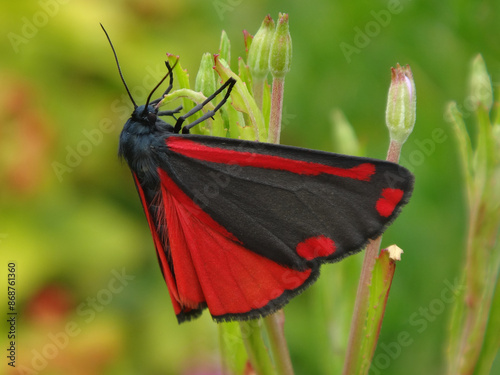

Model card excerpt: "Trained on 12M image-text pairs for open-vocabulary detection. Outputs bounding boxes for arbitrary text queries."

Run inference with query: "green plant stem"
[262,72,294,374]
[342,139,402,375]
[448,180,500,374]
[219,322,247,375]
[240,320,276,375]
[268,77,285,143]
[386,140,402,163]
[264,311,294,375]
[259,73,295,374]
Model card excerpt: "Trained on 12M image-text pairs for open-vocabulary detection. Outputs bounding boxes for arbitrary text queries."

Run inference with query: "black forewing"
[157,134,414,271]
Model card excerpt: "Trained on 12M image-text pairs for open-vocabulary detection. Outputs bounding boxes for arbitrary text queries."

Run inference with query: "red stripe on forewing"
[158,168,313,317]
[376,188,404,217]
[166,137,375,181]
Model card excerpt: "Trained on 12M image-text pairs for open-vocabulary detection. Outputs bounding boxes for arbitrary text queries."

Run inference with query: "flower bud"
[195,53,216,97]
[385,64,416,145]
[469,54,493,111]
[247,15,275,80]
[269,13,292,79]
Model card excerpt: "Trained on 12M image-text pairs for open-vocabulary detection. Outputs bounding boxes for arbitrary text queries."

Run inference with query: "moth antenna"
[143,58,180,114]
[100,24,137,109]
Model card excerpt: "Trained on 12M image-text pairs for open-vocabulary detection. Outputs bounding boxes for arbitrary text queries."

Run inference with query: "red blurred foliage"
[1,75,54,196]
[24,284,75,325]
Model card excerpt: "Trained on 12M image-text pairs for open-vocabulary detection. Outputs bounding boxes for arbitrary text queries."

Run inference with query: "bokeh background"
[1,0,499,374]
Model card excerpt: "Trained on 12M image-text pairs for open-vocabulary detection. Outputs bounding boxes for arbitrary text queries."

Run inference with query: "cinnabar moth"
[102,26,414,323]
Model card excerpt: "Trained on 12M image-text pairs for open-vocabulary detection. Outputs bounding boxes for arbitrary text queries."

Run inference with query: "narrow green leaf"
[330,108,362,156]
[219,30,231,67]
[446,101,473,197]
[357,247,399,375]
[473,264,500,375]
[166,54,197,124]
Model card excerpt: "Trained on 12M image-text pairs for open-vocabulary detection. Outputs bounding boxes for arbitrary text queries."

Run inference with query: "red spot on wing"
[158,169,312,318]
[376,188,404,217]
[296,236,336,260]
[166,137,375,181]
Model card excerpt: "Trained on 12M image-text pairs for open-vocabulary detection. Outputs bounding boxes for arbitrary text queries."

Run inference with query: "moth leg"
[174,78,237,134]
[158,106,183,118]
[151,60,178,106]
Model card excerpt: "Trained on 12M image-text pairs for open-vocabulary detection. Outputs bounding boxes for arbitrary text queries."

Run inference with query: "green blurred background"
[1,0,499,374]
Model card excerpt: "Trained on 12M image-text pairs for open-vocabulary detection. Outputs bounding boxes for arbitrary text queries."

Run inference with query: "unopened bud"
[269,13,292,79]
[469,54,493,111]
[385,64,416,145]
[247,14,275,80]
[195,53,216,97]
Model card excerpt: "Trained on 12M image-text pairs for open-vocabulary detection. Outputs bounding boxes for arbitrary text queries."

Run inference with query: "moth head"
[132,104,158,128]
